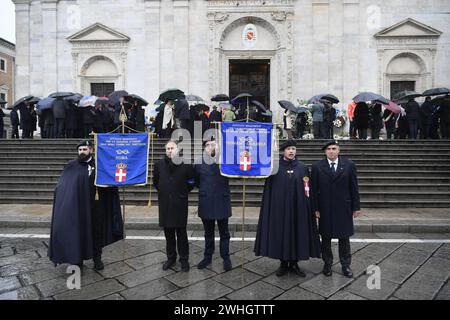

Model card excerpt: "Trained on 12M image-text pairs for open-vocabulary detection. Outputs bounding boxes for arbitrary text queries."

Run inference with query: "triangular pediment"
[374,18,442,38]
[67,23,130,42]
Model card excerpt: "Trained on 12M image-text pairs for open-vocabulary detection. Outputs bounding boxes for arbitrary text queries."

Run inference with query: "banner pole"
[242,177,246,272]
[120,105,127,260]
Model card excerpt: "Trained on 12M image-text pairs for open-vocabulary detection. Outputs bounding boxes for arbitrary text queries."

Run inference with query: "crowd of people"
[2,92,450,140]
[0,97,147,139]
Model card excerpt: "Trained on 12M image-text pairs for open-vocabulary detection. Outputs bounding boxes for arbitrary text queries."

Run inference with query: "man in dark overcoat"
[311,140,361,278]
[194,138,232,272]
[153,140,195,272]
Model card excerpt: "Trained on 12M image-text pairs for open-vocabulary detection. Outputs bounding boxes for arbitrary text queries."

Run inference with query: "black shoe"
[197,257,212,270]
[322,264,332,277]
[342,266,353,278]
[162,259,176,271]
[223,258,232,272]
[93,256,104,271]
[275,262,289,277]
[181,261,190,272]
[290,263,306,277]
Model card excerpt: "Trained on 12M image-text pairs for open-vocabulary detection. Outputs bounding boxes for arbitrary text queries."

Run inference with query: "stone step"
[1,195,449,208]
[1,182,449,192]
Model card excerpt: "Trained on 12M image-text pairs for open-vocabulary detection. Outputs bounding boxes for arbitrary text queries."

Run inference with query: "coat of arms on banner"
[115,163,127,183]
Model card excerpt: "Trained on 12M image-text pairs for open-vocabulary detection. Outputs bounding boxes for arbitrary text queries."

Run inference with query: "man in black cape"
[254,140,321,277]
[311,140,361,278]
[48,140,123,270]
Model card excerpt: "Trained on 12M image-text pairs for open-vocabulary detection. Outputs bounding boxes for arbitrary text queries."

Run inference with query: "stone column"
[312,0,329,93]
[12,0,32,99]
[343,0,360,104]
[41,0,59,94]
[144,0,161,100]
[173,0,190,92]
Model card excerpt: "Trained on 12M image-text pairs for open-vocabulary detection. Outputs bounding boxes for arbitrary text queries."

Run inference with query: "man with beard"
[48,140,123,270]
[153,140,195,272]
[254,140,321,277]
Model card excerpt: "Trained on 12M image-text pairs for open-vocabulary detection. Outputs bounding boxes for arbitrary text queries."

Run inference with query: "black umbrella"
[158,88,184,102]
[28,97,41,104]
[251,100,267,113]
[192,103,210,112]
[124,94,149,106]
[49,92,74,99]
[422,88,450,97]
[0,98,7,105]
[12,95,34,109]
[309,94,339,104]
[211,94,230,102]
[353,92,389,104]
[231,93,252,107]
[278,100,299,113]
[65,93,84,103]
[394,90,422,101]
[108,90,129,106]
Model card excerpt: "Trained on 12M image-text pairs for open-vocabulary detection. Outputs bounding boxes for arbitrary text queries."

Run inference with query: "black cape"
[48,159,123,265]
[254,158,321,261]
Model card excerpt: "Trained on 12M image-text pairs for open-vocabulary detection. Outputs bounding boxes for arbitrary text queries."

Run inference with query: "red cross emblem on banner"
[240,151,251,171]
[115,163,127,182]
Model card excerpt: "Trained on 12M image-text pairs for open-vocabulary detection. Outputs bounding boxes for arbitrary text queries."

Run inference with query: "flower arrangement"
[333,110,347,128]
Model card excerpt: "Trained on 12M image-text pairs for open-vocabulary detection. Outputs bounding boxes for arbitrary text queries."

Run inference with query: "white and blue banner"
[95,133,149,186]
[219,122,275,178]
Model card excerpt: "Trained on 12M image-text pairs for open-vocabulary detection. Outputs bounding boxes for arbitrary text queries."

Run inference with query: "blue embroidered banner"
[95,134,149,186]
[219,122,274,178]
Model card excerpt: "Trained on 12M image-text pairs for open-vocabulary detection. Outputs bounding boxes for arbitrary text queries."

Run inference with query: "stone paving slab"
[226,280,284,300]
[1,230,450,300]
[167,279,233,300]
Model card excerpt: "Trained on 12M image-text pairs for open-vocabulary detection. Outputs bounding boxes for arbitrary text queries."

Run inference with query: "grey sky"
[0,0,16,43]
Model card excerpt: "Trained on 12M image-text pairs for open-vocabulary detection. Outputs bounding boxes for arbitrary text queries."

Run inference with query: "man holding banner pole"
[48,140,124,271]
[194,137,232,272]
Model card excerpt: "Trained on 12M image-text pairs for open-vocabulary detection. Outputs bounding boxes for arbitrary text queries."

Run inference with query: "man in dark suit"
[405,98,420,139]
[153,140,195,272]
[10,107,20,139]
[311,140,361,278]
[194,138,232,272]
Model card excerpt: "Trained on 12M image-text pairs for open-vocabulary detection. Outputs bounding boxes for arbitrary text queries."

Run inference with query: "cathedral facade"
[13,0,450,121]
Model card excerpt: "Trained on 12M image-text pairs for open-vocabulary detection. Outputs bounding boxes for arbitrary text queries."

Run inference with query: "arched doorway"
[80,55,120,96]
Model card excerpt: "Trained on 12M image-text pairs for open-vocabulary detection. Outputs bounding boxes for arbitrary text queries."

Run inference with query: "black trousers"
[91,206,105,258]
[358,128,367,140]
[349,121,357,138]
[202,218,230,260]
[164,227,189,263]
[11,125,19,139]
[321,237,351,268]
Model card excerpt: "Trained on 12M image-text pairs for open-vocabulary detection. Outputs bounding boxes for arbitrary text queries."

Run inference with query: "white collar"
[327,157,338,167]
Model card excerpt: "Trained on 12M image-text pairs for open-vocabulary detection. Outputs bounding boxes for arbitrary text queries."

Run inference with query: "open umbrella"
[192,103,210,112]
[394,90,422,101]
[158,88,184,102]
[278,100,299,113]
[211,94,230,102]
[12,95,35,109]
[37,97,55,111]
[79,96,98,108]
[353,92,389,105]
[65,93,84,103]
[124,94,148,106]
[231,93,252,106]
[251,100,267,113]
[422,88,450,97]
[108,90,129,106]
[185,94,204,104]
[49,92,74,99]
[29,97,41,104]
[384,101,401,114]
[308,94,339,104]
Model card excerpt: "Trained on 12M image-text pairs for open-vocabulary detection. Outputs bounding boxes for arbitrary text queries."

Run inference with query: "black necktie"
[331,162,336,174]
